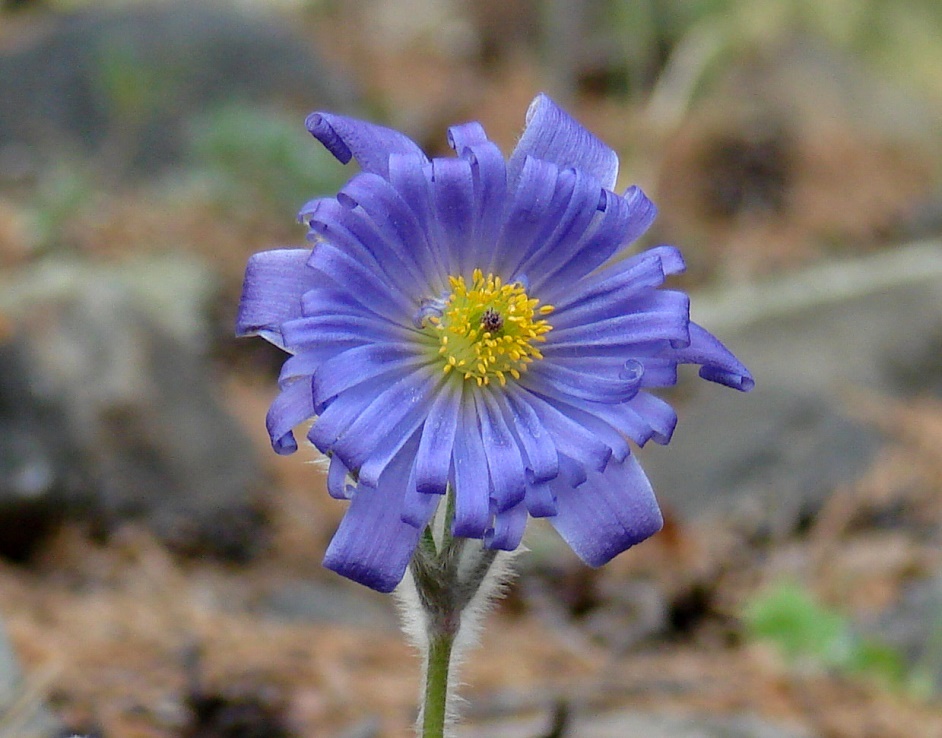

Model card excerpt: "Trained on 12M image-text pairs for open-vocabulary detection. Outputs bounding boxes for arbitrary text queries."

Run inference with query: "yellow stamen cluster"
[426,269,554,386]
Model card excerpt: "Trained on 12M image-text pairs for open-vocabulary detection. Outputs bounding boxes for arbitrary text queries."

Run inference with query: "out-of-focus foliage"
[185,104,348,213]
[603,0,942,104]
[744,582,935,697]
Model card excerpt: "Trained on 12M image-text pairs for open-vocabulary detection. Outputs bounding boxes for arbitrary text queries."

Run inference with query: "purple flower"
[237,94,753,592]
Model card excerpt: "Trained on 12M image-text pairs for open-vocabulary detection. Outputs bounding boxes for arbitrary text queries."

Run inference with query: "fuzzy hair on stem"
[395,496,521,738]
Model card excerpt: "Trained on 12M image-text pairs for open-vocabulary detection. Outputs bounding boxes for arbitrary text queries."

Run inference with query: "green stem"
[422,629,455,738]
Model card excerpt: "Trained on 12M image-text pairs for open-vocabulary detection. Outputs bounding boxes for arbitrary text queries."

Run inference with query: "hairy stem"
[422,628,455,738]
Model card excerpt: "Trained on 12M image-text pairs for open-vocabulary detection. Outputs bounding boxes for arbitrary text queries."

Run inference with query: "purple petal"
[307,373,393,454]
[328,173,440,293]
[236,249,315,344]
[359,424,424,489]
[280,313,406,352]
[549,454,663,567]
[265,378,315,455]
[496,391,559,484]
[306,112,426,179]
[494,158,578,279]
[520,390,632,463]
[522,360,642,404]
[508,93,619,191]
[323,448,429,593]
[534,186,657,299]
[387,153,450,286]
[306,242,413,320]
[627,392,678,445]
[511,168,605,283]
[447,121,489,150]
[544,302,690,355]
[674,323,755,391]
[327,454,355,500]
[330,369,440,472]
[452,402,491,538]
[278,351,325,388]
[401,456,443,527]
[455,141,508,275]
[312,343,427,411]
[414,380,462,495]
[485,501,528,551]
[513,387,612,474]
[491,156,569,278]
[429,156,476,277]
[524,480,557,518]
[476,391,527,512]
[552,246,685,320]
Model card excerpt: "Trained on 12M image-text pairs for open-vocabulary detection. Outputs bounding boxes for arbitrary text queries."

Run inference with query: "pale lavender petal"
[673,323,754,391]
[496,391,559,484]
[511,168,605,282]
[414,380,462,495]
[476,390,526,512]
[327,454,355,500]
[508,93,619,190]
[307,112,426,178]
[524,480,557,518]
[491,156,568,278]
[452,403,491,538]
[265,378,314,455]
[552,246,685,320]
[549,454,663,567]
[513,387,611,474]
[486,501,528,551]
[312,343,427,411]
[331,370,440,471]
[236,249,315,344]
[534,186,657,299]
[323,447,430,593]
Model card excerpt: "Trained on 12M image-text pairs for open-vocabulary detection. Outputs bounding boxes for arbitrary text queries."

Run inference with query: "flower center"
[425,269,554,386]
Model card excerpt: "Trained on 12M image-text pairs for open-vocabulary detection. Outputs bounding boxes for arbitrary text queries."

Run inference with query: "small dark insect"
[480,307,504,333]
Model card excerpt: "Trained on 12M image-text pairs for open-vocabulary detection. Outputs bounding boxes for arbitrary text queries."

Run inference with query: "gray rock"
[0,618,61,738]
[460,708,816,738]
[258,579,397,629]
[0,3,357,179]
[0,257,266,561]
[866,574,942,690]
[335,717,382,738]
[642,386,884,535]
[644,241,942,531]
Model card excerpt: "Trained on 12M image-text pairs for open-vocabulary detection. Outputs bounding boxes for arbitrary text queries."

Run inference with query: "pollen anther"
[424,269,553,385]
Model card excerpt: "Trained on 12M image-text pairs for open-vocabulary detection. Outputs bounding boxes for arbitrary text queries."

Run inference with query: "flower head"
[237,94,753,592]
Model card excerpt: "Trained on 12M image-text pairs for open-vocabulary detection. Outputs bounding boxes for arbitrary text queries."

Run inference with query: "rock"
[0,3,357,180]
[335,717,382,738]
[0,337,90,561]
[0,257,267,561]
[258,579,396,629]
[643,241,942,533]
[0,618,61,738]
[460,708,816,738]
[865,575,942,690]
[643,386,884,536]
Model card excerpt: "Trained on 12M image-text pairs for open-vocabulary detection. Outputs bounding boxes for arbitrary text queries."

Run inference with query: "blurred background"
[1,1,942,736]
